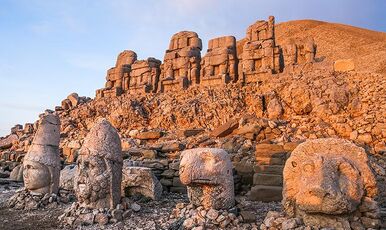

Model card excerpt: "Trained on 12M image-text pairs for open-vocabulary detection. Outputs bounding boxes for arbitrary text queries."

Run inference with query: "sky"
[0,0,385,137]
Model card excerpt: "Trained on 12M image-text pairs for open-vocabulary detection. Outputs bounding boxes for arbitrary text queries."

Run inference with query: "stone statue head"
[74,119,123,209]
[283,138,378,227]
[23,114,61,194]
[116,50,137,67]
[179,148,234,210]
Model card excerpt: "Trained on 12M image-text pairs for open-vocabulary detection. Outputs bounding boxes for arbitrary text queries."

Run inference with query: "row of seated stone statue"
[96,16,317,98]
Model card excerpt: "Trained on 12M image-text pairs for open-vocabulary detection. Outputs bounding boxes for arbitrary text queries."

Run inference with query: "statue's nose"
[308,183,336,199]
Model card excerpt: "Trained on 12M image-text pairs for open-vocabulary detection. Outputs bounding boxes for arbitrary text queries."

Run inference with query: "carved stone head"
[23,114,61,194]
[74,119,123,209]
[116,50,137,67]
[179,148,234,210]
[283,138,378,228]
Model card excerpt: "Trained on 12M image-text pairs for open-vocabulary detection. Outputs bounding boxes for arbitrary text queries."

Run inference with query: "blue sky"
[0,0,385,136]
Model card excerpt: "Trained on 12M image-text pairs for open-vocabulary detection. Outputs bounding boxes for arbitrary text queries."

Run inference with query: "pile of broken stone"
[8,188,74,210]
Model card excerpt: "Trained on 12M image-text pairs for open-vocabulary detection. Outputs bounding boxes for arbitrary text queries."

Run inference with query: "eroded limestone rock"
[74,119,123,209]
[23,113,61,195]
[179,148,234,210]
[283,138,379,229]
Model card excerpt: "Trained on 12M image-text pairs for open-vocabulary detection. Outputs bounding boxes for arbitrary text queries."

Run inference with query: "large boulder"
[0,134,18,150]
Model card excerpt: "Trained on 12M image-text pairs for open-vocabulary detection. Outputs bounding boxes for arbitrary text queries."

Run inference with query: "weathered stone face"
[24,161,51,191]
[160,31,202,92]
[74,119,123,209]
[23,113,61,194]
[179,148,234,210]
[283,138,379,228]
[201,36,238,86]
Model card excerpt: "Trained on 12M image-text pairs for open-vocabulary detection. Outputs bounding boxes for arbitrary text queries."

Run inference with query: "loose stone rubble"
[7,188,74,210]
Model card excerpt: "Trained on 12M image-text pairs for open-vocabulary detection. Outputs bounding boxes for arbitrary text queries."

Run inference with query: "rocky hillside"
[276,19,386,76]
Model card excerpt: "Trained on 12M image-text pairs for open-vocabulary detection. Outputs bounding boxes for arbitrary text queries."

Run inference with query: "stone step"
[254,165,284,175]
[248,185,282,202]
[255,156,286,165]
[253,173,282,186]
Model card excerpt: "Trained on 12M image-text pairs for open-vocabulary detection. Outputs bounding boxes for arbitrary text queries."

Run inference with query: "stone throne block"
[239,16,281,84]
[159,31,202,92]
[128,58,161,94]
[201,36,238,86]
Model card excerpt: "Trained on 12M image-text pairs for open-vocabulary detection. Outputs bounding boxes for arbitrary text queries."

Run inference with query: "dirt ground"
[0,182,66,230]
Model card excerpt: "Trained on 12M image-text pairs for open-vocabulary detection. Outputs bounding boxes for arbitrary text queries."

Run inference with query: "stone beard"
[75,155,110,206]
[74,119,123,209]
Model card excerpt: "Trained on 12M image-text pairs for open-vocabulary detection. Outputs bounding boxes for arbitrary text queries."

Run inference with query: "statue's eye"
[291,161,297,168]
